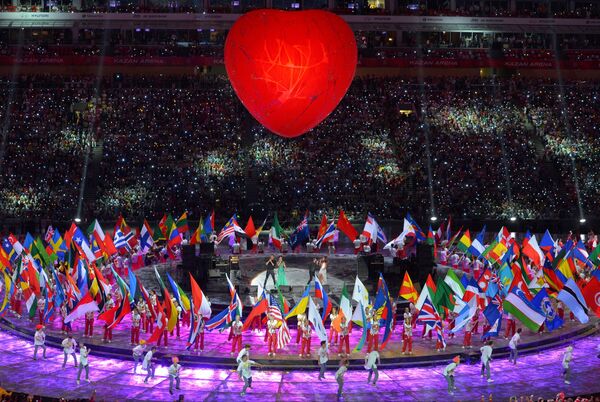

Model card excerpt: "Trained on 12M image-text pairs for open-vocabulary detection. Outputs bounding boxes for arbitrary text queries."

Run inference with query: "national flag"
[317,215,328,240]
[398,271,418,304]
[452,297,477,333]
[289,212,310,250]
[285,284,310,319]
[244,216,256,239]
[151,221,166,242]
[8,234,24,257]
[1,238,16,264]
[147,299,168,344]
[456,230,471,253]
[362,212,384,244]
[589,244,600,266]
[468,226,486,258]
[90,220,118,257]
[415,274,437,310]
[315,222,336,249]
[49,231,67,261]
[384,218,416,250]
[532,288,563,331]
[114,228,134,251]
[557,278,589,324]
[417,296,444,347]
[445,217,452,241]
[405,213,426,241]
[373,274,394,350]
[242,296,269,332]
[189,273,212,318]
[314,275,332,322]
[67,225,96,262]
[64,291,99,323]
[503,287,545,331]
[482,301,502,338]
[540,230,556,254]
[269,212,284,250]
[166,272,191,313]
[352,302,368,352]
[352,276,369,307]
[127,268,138,303]
[308,296,328,342]
[167,221,182,249]
[582,276,600,318]
[332,284,352,332]
[522,233,544,267]
[573,240,593,268]
[433,276,455,315]
[190,220,203,245]
[336,210,358,242]
[176,212,189,234]
[444,269,465,299]
[31,237,52,267]
[1,271,14,315]
[139,220,154,254]
[427,225,436,257]
[267,293,291,349]
[217,215,245,244]
[204,298,238,332]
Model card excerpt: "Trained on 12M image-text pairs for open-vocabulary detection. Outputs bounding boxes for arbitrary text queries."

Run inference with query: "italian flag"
[269,212,284,250]
[332,284,352,332]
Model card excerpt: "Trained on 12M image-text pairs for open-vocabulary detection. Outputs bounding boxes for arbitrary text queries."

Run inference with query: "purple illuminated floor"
[0,330,599,401]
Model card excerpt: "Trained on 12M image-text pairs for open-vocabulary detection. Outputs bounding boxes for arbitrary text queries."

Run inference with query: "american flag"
[269,294,290,349]
[216,215,244,244]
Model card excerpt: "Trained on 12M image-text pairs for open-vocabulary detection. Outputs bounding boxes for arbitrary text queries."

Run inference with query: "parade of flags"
[3,213,600,371]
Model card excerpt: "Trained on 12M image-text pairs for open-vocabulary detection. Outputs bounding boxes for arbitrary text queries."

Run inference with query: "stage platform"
[2,310,597,370]
[0,329,599,402]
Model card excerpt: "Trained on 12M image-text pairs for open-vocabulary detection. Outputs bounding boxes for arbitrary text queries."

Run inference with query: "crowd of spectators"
[0,74,599,224]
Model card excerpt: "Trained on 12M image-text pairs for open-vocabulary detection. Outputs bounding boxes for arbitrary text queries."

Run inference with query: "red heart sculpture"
[225,10,357,138]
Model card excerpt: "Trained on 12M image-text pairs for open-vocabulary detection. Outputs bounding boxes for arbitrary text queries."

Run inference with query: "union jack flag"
[417,296,446,348]
[44,226,55,244]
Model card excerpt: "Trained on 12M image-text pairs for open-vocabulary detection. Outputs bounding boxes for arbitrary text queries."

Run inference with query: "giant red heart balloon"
[225,10,357,138]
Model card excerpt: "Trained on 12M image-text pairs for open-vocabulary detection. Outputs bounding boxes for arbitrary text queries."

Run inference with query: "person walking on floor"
[508,328,522,364]
[335,359,349,399]
[237,354,262,396]
[61,334,78,368]
[33,324,47,360]
[364,349,381,386]
[317,340,329,380]
[76,344,91,384]
[142,346,157,383]
[132,340,147,373]
[168,357,182,395]
[480,340,494,383]
[562,345,573,385]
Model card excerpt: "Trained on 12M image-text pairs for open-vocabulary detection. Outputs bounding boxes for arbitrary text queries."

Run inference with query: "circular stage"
[1,310,597,370]
[0,329,599,402]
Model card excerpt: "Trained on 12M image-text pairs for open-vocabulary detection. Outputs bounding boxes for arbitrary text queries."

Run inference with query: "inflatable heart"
[224,10,357,138]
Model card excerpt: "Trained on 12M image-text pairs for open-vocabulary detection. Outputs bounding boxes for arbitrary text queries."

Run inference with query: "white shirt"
[34,330,45,346]
[142,351,153,369]
[509,333,520,349]
[168,364,181,377]
[79,347,89,366]
[562,349,573,368]
[364,351,380,370]
[62,338,77,354]
[237,360,256,379]
[335,365,347,379]
[236,348,250,364]
[133,344,145,357]
[318,346,329,364]
[480,345,493,363]
[443,362,457,376]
